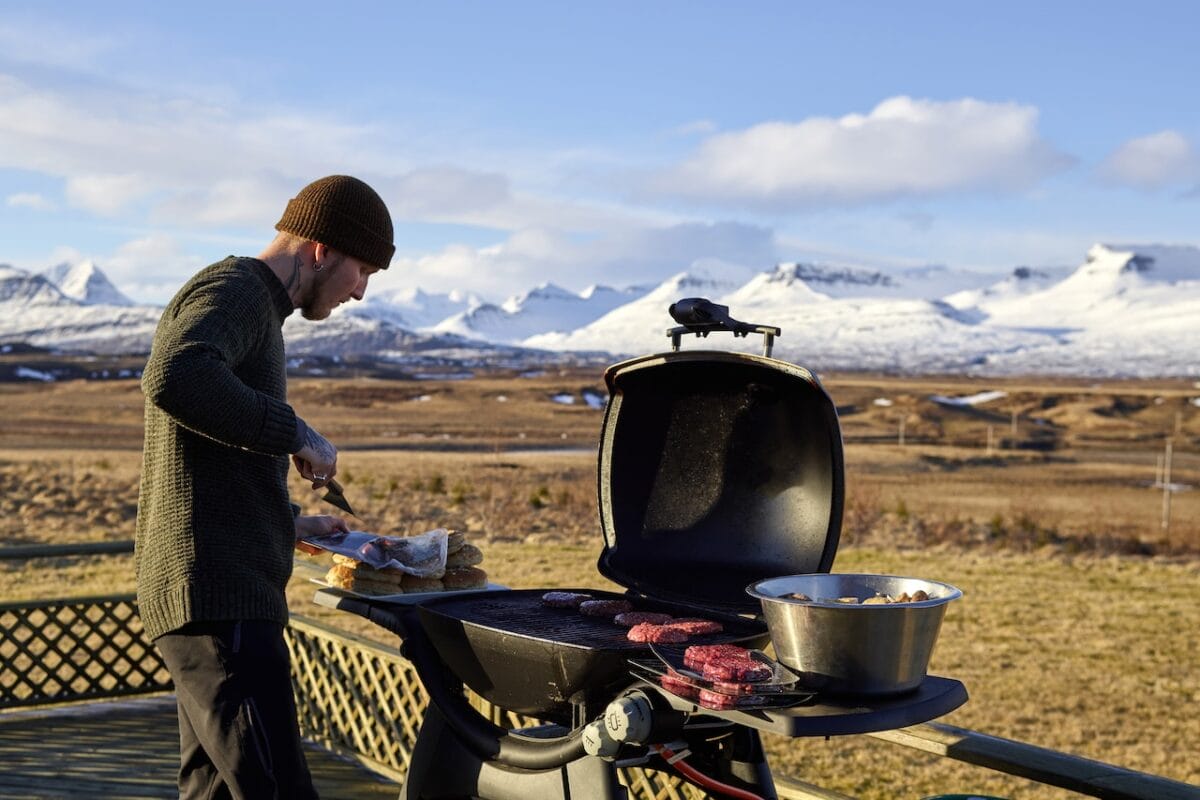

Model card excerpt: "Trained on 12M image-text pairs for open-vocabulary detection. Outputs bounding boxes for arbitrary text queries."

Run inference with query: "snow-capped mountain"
[0,264,160,353]
[2,243,1199,377]
[524,271,743,355]
[770,261,1008,300]
[943,266,1069,313]
[431,282,649,343]
[344,286,480,329]
[40,261,134,306]
[0,265,74,307]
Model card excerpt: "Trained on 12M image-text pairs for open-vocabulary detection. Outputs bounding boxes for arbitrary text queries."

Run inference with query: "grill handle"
[667,297,781,357]
[401,610,589,769]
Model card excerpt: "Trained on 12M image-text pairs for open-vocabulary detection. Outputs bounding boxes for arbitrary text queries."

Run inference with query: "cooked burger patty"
[540,591,593,608]
[578,599,633,618]
[613,611,674,627]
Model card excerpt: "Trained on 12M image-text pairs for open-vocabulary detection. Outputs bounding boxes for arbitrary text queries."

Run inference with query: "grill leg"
[670,725,777,799]
[400,703,626,800]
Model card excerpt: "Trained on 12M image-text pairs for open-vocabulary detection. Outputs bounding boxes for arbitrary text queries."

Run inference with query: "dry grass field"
[1,366,1198,798]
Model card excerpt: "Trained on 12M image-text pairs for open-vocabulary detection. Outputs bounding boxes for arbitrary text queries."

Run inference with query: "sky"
[1,1,1198,305]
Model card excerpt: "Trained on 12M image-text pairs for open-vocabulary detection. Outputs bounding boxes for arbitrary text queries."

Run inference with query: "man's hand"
[292,422,338,489]
[294,514,350,554]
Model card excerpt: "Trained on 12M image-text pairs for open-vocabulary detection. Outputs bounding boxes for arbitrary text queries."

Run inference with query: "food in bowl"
[785,588,932,604]
[748,573,962,696]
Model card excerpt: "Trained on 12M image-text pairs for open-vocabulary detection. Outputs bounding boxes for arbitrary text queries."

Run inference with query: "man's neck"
[258,245,311,309]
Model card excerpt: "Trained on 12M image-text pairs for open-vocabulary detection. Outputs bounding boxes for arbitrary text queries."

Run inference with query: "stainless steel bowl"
[746,573,962,696]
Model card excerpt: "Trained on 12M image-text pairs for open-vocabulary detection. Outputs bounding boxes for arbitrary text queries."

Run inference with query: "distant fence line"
[0,540,135,560]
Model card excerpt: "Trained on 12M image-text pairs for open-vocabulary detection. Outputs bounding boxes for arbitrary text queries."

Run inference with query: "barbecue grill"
[314,299,968,799]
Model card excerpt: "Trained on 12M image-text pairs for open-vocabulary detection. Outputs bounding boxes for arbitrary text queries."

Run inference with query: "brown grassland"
[0,364,1197,799]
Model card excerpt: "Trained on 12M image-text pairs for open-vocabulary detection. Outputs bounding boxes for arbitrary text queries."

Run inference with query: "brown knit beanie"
[275,175,395,268]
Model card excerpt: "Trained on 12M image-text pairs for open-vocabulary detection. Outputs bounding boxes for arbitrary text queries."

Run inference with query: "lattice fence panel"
[284,615,704,798]
[620,766,708,800]
[285,616,428,782]
[0,595,171,709]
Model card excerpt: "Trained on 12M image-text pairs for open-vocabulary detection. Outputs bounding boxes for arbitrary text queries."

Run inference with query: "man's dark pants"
[155,620,318,800]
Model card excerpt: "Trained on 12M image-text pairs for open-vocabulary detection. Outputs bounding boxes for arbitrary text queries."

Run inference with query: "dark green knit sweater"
[135,257,301,641]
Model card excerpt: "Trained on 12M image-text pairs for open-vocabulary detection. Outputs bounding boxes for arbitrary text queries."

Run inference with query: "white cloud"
[103,234,207,304]
[381,221,777,299]
[651,96,1072,208]
[669,119,718,137]
[385,168,511,220]
[1097,130,1198,190]
[0,72,397,225]
[6,192,54,210]
[65,173,153,215]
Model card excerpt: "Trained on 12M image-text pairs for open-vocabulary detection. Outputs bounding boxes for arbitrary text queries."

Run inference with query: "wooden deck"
[0,695,400,799]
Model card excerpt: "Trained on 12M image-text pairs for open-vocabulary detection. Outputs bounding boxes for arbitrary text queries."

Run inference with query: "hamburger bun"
[331,554,409,576]
[332,552,444,580]
[443,566,488,590]
[446,543,483,569]
[445,530,467,555]
[324,564,405,596]
[400,574,444,593]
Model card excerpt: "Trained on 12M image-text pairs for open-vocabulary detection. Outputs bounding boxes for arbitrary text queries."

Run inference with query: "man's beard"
[299,271,334,320]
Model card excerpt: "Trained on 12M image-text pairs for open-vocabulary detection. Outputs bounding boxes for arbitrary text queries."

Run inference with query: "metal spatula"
[321,478,356,516]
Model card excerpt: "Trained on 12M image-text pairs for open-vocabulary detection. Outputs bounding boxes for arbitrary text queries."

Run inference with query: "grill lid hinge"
[666,298,781,357]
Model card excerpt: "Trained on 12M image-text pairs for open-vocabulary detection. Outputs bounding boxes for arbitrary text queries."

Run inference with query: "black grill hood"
[596,349,844,614]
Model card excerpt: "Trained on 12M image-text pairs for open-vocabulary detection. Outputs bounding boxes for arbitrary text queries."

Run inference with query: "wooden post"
[987,425,994,455]
[1011,407,1018,437]
[1155,453,1164,487]
[1161,439,1173,541]
[898,416,906,448]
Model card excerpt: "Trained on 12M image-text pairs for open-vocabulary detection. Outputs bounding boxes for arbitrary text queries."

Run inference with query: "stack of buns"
[324,530,488,596]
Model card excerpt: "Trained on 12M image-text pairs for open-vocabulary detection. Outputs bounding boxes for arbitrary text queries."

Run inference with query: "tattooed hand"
[292,422,338,489]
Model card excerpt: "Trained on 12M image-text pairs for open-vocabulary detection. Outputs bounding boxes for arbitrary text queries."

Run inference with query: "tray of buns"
[306,528,498,602]
[310,577,508,604]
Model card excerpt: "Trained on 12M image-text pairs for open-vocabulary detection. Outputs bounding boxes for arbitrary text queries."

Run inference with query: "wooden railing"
[1,543,1196,800]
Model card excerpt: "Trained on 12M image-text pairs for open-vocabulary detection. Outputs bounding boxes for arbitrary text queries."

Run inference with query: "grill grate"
[420,589,765,651]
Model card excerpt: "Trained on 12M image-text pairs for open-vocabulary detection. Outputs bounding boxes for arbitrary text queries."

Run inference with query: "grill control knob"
[581,720,621,759]
[604,695,654,744]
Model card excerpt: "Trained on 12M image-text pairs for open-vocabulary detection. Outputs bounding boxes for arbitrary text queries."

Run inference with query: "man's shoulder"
[169,257,273,307]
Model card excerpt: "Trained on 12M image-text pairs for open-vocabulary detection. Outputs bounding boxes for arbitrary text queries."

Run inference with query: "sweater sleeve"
[141,275,298,455]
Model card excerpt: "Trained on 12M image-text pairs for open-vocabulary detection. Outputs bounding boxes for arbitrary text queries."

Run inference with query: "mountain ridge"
[1,243,1197,378]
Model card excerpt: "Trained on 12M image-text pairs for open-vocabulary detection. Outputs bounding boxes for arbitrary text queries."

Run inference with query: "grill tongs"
[667,297,781,357]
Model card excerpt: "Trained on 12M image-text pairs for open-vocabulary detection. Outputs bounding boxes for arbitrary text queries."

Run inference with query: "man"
[135,175,394,799]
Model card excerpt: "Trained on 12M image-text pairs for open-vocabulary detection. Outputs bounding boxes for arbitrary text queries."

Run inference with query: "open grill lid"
[597,333,844,614]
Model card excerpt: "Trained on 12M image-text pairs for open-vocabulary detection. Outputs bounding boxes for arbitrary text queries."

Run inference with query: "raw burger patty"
[683,644,750,669]
[668,618,724,635]
[540,591,592,609]
[626,623,689,643]
[701,656,772,682]
[710,679,755,695]
[613,611,674,627]
[660,674,699,699]
[579,599,634,618]
[698,689,741,709]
